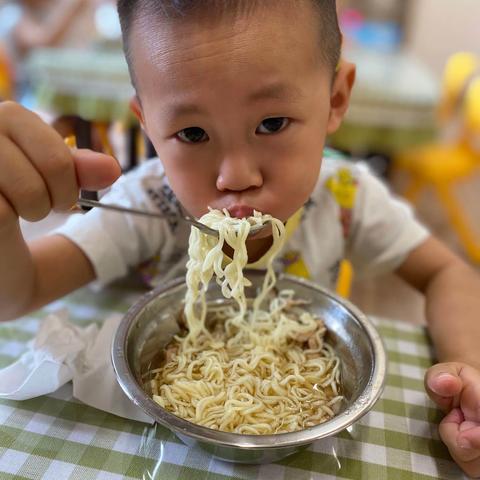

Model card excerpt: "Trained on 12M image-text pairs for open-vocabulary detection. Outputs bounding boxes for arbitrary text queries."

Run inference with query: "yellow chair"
[0,43,14,101]
[438,52,478,126]
[393,53,480,263]
[336,260,354,298]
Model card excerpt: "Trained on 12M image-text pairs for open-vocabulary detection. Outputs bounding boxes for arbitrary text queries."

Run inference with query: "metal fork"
[76,198,270,238]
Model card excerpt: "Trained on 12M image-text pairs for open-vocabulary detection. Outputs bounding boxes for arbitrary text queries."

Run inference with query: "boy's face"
[131,1,354,223]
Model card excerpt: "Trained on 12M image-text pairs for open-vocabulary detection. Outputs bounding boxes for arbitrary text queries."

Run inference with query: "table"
[0,281,469,480]
[329,47,440,157]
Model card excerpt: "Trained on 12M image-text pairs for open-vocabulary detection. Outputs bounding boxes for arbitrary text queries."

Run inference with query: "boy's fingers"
[439,409,480,463]
[31,145,79,212]
[72,149,122,191]
[425,363,463,412]
[437,364,480,421]
[459,424,480,449]
[0,192,20,233]
[0,137,51,222]
[1,103,79,211]
[0,103,121,207]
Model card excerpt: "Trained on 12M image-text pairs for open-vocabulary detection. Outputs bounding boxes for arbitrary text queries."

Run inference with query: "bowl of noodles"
[112,209,386,463]
[112,272,386,464]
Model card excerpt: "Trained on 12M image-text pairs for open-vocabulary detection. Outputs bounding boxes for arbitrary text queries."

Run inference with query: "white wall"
[406,0,480,79]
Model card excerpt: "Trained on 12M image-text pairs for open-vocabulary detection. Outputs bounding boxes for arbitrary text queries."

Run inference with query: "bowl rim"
[111,273,387,449]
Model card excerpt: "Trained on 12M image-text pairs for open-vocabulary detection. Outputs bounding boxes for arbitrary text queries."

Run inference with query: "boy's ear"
[326,60,356,135]
[130,96,145,128]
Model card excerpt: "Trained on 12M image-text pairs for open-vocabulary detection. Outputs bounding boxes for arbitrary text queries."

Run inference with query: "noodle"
[148,209,342,434]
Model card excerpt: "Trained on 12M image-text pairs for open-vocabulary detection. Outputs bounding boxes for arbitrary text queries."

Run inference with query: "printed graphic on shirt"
[274,207,312,280]
[137,176,186,287]
[325,167,359,291]
[280,167,360,286]
[280,250,311,279]
[325,167,358,239]
[143,177,182,233]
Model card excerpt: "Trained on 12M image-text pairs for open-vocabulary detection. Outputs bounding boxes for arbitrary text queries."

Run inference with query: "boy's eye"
[176,127,209,144]
[256,117,290,135]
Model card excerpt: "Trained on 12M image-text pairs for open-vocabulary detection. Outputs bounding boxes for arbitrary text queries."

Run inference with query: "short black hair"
[117,0,341,84]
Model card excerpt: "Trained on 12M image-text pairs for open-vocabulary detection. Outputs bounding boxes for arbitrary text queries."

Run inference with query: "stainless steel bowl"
[112,272,387,464]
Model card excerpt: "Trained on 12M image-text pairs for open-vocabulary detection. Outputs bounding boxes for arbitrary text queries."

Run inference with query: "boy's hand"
[0,101,121,229]
[425,362,480,478]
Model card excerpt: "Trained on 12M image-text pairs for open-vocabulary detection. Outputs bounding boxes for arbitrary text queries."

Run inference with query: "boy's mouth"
[227,205,256,218]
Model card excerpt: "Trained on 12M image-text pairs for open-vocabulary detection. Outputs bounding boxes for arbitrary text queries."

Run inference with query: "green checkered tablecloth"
[0,282,469,480]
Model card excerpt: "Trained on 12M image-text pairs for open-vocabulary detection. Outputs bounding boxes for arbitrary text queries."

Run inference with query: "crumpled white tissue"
[0,310,153,424]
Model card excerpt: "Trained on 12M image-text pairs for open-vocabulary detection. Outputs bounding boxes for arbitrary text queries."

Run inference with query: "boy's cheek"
[167,174,215,216]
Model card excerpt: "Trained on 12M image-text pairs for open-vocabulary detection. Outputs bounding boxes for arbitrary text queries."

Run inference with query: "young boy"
[0,0,479,475]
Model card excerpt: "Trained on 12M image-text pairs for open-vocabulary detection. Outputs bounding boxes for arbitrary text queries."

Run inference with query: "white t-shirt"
[55,154,429,291]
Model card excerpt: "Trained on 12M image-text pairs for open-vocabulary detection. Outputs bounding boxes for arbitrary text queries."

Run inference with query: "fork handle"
[76,198,220,236]
[76,198,166,219]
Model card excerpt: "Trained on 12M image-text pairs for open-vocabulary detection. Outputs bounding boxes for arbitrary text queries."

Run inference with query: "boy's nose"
[216,153,263,192]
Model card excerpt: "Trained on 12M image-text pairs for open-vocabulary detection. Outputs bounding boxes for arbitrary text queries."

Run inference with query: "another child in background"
[0,0,86,104]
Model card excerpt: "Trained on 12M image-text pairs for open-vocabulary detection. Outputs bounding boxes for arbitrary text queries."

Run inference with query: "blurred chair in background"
[0,43,14,100]
[394,52,480,263]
